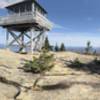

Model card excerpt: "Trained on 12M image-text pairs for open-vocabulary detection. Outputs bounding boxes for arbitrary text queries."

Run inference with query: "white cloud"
[53,23,70,30]
[53,23,65,29]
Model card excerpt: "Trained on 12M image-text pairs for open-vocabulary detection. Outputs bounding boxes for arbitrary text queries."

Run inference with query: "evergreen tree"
[42,37,51,51]
[55,43,59,52]
[60,43,66,51]
[93,49,97,55]
[85,41,92,54]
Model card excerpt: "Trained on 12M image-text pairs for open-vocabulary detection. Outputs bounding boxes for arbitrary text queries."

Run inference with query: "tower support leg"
[19,31,26,53]
[27,29,46,53]
[6,29,9,50]
[35,29,46,51]
[30,29,34,54]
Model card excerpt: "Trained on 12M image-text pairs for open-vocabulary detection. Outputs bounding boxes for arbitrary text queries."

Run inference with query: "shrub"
[93,57,100,65]
[70,58,83,68]
[24,50,54,88]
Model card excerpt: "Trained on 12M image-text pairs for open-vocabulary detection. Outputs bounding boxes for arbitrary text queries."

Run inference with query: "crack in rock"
[0,76,31,100]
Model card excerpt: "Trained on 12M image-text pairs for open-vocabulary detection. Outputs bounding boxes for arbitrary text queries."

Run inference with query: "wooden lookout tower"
[0,0,52,53]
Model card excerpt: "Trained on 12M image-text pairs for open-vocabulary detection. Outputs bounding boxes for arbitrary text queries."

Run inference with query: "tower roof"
[5,0,47,14]
[4,0,25,7]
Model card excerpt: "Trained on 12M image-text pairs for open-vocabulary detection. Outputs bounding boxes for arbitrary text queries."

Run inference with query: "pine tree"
[55,43,59,52]
[93,49,97,55]
[60,43,66,51]
[85,41,92,54]
[42,37,51,51]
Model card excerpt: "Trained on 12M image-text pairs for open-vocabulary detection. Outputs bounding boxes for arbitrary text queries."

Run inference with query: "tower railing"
[35,11,53,30]
[0,11,53,30]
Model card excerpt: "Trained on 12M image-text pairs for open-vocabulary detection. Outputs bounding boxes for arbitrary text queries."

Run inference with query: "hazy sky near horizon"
[0,0,100,47]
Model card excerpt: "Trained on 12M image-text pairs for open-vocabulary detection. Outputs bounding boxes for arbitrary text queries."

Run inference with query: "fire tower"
[0,0,52,53]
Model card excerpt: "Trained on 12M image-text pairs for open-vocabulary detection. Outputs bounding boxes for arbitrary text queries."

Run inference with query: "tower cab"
[6,0,47,17]
[0,0,52,30]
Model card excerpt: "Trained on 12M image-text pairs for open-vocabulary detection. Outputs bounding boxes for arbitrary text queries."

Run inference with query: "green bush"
[24,50,54,88]
[24,50,54,73]
[93,57,100,65]
[71,58,83,68]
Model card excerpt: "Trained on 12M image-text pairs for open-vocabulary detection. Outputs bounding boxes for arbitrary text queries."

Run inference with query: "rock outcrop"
[0,49,100,100]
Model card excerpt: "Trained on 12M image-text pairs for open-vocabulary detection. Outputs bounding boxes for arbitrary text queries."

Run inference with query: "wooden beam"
[8,30,26,53]
[6,29,9,49]
[8,30,22,46]
[26,29,43,45]
[8,31,24,46]
[33,29,45,51]
[30,29,34,54]
[5,27,47,53]
[19,32,25,53]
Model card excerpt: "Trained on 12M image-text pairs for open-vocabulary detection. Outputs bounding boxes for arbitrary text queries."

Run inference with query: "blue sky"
[0,0,100,47]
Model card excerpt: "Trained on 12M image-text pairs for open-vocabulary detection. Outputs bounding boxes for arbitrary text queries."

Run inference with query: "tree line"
[42,37,66,52]
[43,36,97,55]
